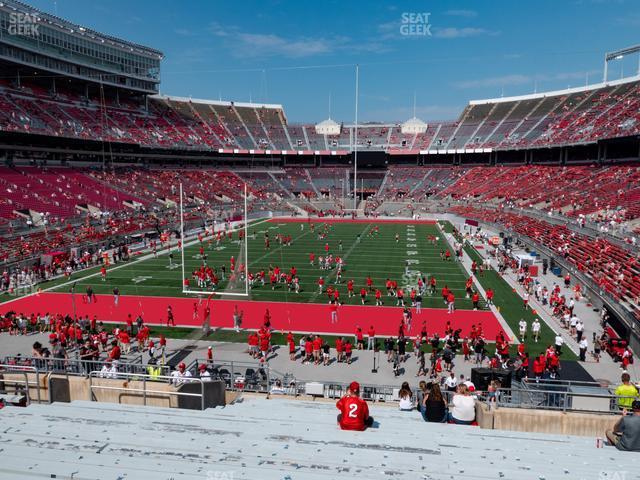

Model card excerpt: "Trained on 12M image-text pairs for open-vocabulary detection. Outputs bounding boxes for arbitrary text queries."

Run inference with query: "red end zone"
[0,292,506,339]
[270,217,437,224]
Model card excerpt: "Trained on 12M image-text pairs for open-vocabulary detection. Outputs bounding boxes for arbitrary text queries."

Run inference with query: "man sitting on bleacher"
[606,400,640,451]
[336,381,373,431]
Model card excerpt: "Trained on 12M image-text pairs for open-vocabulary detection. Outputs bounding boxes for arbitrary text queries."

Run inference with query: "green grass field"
[0,217,578,360]
[45,220,486,310]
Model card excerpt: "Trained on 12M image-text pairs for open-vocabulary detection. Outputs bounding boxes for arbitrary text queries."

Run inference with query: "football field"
[49,218,485,310]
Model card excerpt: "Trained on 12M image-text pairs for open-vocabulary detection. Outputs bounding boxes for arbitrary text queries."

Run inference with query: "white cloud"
[237,33,333,58]
[453,70,601,89]
[433,27,499,39]
[174,28,194,37]
[208,23,390,58]
[444,9,478,18]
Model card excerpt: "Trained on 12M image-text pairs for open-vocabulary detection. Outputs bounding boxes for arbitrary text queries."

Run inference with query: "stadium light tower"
[353,64,359,211]
[603,44,640,82]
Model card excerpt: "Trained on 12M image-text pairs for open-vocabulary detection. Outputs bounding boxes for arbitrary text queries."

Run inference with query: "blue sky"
[26,0,640,123]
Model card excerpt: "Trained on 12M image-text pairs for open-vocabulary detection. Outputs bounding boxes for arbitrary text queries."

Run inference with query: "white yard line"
[0,218,271,307]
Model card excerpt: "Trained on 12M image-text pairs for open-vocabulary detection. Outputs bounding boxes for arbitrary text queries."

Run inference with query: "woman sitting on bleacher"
[421,383,447,423]
[398,382,414,411]
[448,384,476,425]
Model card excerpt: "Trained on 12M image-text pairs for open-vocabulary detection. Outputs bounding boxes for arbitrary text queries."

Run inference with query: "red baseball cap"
[349,381,360,393]
[198,364,207,371]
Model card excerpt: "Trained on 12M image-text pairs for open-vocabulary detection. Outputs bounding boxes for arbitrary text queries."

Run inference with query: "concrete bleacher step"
[0,399,635,479]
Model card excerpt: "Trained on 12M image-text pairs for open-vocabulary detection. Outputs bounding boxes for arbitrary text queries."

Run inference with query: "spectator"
[99,360,117,379]
[578,337,588,362]
[448,384,476,425]
[606,400,640,451]
[270,379,286,395]
[416,380,429,413]
[398,381,414,411]
[336,381,373,431]
[421,383,447,423]
[198,363,211,381]
[170,362,192,386]
[615,373,639,410]
[444,372,458,392]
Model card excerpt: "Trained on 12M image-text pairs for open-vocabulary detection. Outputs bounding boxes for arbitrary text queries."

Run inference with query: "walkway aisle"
[458,222,626,386]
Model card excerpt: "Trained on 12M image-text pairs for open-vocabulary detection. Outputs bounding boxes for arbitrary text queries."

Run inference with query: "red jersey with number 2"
[336,396,369,431]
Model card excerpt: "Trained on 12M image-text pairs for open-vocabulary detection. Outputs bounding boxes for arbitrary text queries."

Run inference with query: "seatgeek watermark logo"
[206,471,235,480]
[8,13,39,37]
[599,471,627,480]
[400,12,432,36]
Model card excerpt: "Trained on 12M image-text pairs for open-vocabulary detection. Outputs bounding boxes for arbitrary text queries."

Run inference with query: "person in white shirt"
[518,319,527,342]
[576,320,585,342]
[99,361,117,379]
[398,382,414,411]
[449,384,476,424]
[579,338,588,362]
[570,315,579,336]
[459,374,475,391]
[444,372,458,392]
[171,362,192,386]
[555,334,564,355]
[270,379,286,395]
[198,364,211,382]
[532,319,541,343]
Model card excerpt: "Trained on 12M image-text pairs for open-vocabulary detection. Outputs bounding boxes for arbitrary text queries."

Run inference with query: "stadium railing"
[1,355,169,378]
[0,364,39,404]
[88,371,207,410]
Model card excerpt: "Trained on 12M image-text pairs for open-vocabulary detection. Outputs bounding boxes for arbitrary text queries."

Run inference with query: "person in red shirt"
[344,340,353,364]
[360,287,367,305]
[108,340,121,361]
[335,337,344,363]
[259,333,270,359]
[313,335,322,364]
[336,381,373,431]
[486,288,494,305]
[441,286,449,305]
[355,327,364,350]
[330,303,338,324]
[119,330,131,355]
[447,292,455,314]
[288,337,296,360]
[367,326,376,350]
[366,276,373,292]
[347,279,354,298]
[304,337,313,363]
[472,291,480,310]
[167,305,175,327]
[309,253,315,265]
[375,289,383,306]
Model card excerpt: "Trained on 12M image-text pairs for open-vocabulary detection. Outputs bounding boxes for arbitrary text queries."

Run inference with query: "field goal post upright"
[179,181,250,297]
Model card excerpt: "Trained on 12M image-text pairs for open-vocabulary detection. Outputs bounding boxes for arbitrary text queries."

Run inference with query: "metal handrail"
[88,371,206,410]
[521,377,608,388]
[0,364,38,404]
[186,358,274,393]
[2,355,167,377]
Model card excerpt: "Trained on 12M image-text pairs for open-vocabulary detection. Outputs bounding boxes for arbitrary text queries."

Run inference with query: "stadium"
[0,1,639,478]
